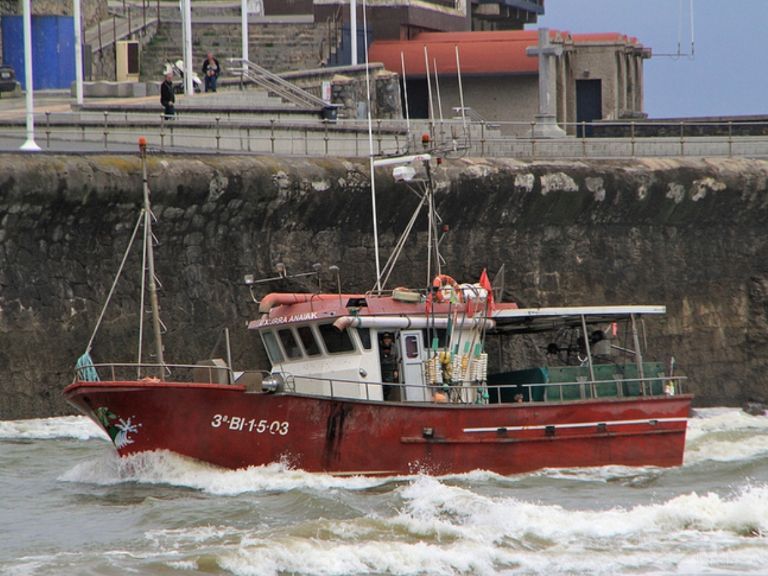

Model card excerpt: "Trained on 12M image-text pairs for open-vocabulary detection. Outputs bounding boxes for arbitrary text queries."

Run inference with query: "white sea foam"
[397,476,768,542]
[136,476,768,576]
[219,539,510,576]
[1,552,89,576]
[688,408,768,441]
[529,464,666,484]
[0,415,107,441]
[58,451,127,485]
[685,408,768,465]
[165,560,199,571]
[60,449,391,494]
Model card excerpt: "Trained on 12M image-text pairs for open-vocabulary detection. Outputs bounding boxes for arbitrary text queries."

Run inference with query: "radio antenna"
[655,0,695,59]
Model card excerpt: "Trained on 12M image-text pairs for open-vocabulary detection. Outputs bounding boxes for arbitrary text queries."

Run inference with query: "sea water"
[1,407,767,576]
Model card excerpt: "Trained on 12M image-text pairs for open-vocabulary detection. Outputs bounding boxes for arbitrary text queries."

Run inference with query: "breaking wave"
[131,476,768,576]
[6,409,768,575]
[59,450,390,494]
[0,415,107,441]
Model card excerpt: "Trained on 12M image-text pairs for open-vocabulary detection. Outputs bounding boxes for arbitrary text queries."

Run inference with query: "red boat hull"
[64,380,691,476]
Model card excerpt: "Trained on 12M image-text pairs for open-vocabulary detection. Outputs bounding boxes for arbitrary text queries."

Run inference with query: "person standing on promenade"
[202,52,221,93]
[160,71,175,119]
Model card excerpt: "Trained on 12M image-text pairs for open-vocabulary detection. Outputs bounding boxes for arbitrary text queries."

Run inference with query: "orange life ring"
[432,274,463,303]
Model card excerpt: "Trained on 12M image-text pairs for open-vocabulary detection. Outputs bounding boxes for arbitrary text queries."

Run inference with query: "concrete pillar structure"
[636,54,642,111]
[618,52,627,116]
[619,53,626,117]
[526,28,566,138]
[629,53,636,112]
[556,48,567,126]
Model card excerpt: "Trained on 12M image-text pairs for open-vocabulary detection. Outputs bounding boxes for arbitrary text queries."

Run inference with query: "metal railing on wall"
[4,114,768,159]
[227,58,330,111]
[87,0,160,52]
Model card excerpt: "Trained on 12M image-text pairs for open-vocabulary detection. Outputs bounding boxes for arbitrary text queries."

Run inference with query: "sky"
[536,0,768,118]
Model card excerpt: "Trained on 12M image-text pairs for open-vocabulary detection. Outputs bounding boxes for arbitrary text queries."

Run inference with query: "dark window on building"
[318,323,355,354]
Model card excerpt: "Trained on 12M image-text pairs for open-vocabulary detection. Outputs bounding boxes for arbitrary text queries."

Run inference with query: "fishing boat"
[64,144,692,476]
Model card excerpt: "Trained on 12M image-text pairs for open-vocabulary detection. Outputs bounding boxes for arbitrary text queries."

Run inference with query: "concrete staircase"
[140,20,328,81]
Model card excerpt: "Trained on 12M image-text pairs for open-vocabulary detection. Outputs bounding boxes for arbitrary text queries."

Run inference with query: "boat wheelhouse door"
[399,330,428,401]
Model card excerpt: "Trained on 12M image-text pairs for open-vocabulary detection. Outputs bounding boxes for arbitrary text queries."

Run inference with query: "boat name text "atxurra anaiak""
[211,415,290,435]
[252,312,321,328]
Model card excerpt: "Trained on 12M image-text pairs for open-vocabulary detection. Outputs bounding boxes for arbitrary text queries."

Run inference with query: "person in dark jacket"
[201,52,221,93]
[160,71,175,119]
[379,332,400,400]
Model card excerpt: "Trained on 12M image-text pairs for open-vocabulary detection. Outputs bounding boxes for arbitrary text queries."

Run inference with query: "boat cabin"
[249,291,682,404]
[249,288,493,402]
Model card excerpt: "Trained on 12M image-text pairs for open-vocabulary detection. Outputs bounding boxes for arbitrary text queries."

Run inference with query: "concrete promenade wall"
[0,154,767,418]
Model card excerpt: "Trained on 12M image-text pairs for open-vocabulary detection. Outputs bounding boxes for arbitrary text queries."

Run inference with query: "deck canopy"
[490,305,666,334]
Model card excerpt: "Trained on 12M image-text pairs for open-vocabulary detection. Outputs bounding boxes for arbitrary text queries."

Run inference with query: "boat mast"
[362,0,382,293]
[424,157,439,284]
[139,138,166,377]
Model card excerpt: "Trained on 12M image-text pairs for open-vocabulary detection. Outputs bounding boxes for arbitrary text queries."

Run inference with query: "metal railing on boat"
[281,373,688,404]
[74,362,687,404]
[74,361,269,389]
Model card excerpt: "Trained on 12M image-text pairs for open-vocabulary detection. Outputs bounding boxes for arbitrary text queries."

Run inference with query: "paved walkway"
[0,91,164,153]
[0,91,73,121]
[0,90,161,119]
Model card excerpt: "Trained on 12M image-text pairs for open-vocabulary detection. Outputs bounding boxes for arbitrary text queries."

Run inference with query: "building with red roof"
[369,29,650,135]
[267,1,545,65]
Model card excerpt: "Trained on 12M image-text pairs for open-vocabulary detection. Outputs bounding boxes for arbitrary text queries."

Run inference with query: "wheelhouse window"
[318,323,355,354]
[357,327,372,350]
[261,331,284,364]
[297,325,321,356]
[278,328,302,360]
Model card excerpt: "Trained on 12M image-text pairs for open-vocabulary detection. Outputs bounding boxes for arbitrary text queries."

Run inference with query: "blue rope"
[75,352,100,382]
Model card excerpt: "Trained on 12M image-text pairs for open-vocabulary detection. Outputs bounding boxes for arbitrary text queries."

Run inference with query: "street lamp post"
[21,0,40,151]
[181,0,193,95]
[350,0,357,66]
[73,0,84,106]
[241,0,249,71]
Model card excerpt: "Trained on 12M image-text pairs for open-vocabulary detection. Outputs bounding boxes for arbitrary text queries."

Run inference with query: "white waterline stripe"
[463,417,688,434]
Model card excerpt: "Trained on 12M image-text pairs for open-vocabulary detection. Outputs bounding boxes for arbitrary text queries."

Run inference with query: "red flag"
[479,268,494,309]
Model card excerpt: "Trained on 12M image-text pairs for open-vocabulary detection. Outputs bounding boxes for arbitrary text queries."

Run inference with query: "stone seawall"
[1,154,766,419]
